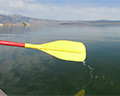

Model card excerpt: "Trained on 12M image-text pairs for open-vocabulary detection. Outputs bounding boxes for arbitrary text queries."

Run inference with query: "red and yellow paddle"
[0,40,86,62]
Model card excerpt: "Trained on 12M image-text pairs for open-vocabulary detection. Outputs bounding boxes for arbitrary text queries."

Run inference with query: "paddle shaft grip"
[0,40,25,47]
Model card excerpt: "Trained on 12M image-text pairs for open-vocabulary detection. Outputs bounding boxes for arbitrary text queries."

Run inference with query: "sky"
[0,0,120,20]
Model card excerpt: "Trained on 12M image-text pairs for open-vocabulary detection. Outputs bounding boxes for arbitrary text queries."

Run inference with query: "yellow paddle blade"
[74,89,85,96]
[25,40,86,62]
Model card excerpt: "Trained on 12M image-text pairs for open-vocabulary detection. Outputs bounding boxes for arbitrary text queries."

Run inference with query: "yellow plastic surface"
[74,89,85,96]
[25,40,86,62]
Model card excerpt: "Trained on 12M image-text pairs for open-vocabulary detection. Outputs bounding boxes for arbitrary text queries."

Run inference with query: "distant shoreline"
[0,14,120,27]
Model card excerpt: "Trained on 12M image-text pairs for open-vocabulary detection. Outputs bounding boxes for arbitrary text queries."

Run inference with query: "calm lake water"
[0,25,120,95]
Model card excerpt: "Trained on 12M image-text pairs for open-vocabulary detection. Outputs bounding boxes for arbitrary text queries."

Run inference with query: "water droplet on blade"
[83,61,86,65]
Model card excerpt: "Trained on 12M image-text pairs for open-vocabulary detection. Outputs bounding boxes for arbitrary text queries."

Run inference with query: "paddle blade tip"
[74,89,85,96]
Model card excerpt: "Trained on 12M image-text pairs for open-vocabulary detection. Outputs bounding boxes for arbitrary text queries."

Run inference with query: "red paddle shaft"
[0,40,25,47]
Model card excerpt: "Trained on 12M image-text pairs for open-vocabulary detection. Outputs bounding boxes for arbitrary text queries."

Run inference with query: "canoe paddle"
[0,40,86,62]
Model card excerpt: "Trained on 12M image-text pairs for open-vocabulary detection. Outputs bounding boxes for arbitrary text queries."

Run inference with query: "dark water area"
[0,25,120,95]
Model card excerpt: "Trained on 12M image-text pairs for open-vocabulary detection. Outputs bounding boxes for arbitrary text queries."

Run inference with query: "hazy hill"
[0,14,59,24]
[88,20,120,23]
[0,14,120,25]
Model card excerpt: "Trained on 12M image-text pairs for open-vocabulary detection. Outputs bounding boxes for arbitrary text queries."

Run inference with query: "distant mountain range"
[88,20,120,23]
[0,14,120,25]
[0,14,59,24]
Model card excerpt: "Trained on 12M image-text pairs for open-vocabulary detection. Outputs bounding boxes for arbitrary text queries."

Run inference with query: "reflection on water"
[0,25,120,95]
